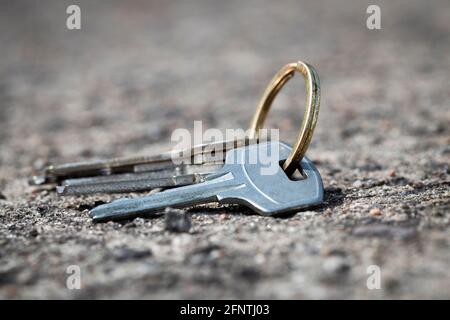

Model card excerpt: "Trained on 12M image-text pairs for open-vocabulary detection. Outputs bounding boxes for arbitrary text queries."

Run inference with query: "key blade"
[57,174,204,195]
[61,169,182,187]
[58,164,223,195]
[132,157,224,173]
[90,171,243,222]
[47,137,255,177]
[62,164,222,186]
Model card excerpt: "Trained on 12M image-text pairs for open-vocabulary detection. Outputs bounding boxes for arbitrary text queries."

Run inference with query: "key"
[58,174,205,195]
[57,164,222,195]
[30,138,260,194]
[31,138,250,185]
[60,164,222,187]
[90,140,323,222]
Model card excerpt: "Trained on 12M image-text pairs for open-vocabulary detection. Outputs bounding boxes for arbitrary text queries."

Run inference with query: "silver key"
[90,141,323,222]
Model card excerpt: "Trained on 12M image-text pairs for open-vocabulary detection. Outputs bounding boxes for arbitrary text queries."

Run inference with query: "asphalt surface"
[0,0,449,299]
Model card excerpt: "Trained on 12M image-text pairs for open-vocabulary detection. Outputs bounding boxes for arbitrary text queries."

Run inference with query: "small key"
[90,141,323,222]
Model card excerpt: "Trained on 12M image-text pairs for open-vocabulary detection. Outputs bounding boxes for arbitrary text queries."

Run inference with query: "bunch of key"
[30,61,324,222]
[30,138,257,195]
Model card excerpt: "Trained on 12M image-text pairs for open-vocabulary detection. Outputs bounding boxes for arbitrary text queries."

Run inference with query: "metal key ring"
[248,61,320,176]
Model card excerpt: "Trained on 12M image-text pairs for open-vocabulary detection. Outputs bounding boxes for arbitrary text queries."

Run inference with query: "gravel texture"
[0,0,449,299]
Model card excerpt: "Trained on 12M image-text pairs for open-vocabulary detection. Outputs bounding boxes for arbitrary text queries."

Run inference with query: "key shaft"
[47,138,254,177]
[58,174,204,195]
[90,172,242,221]
[58,164,223,195]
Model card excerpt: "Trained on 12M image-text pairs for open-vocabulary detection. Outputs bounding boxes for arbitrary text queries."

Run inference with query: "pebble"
[352,180,363,188]
[124,221,136,228]
[321,256,351,282]
[164,208,191,233]
[28,228,39,237]
[133,218,147,226]
[369,208,382,216]
[391,213,409,222]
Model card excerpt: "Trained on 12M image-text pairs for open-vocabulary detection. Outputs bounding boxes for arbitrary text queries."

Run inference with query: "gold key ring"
[248,61,320,176]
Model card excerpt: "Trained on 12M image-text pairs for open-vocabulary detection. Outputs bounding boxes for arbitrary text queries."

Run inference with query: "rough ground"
[0,0,449,299]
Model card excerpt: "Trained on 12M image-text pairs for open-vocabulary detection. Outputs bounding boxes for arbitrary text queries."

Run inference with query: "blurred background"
[0,0,449,299]
[1,0,449,166]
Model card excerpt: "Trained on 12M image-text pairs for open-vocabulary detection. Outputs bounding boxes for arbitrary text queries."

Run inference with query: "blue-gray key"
[90,141,323,222]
